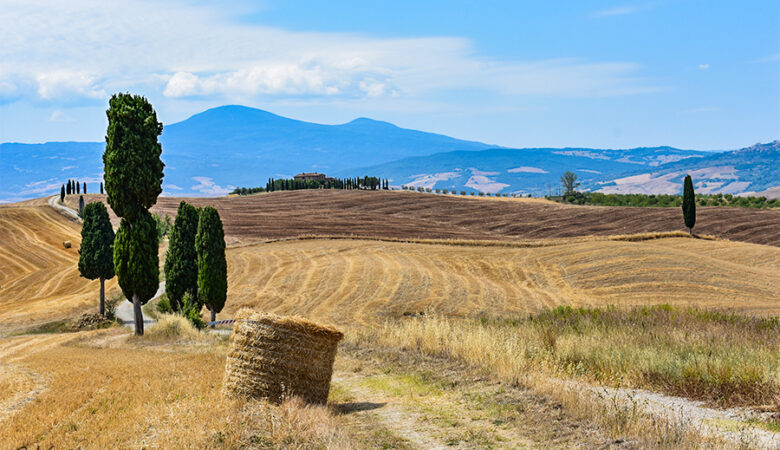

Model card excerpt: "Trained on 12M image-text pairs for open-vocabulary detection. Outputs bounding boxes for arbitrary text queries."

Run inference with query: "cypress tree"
[83,182,87,194]
[104,93,165,336]
[196,206,227,326]
[78,195,85,217]
[78,202,115,315]
[76,181,80,194]
[100,182,104,194]
[66,181,71,195]
[60,185,65,203]
[164,201,200,311]
[114,211,159,333]
[682,175,696,234]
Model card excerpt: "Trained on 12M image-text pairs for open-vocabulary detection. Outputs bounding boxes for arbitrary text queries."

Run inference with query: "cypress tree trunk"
[210,306,216,328]
[133,294,144,336]
[99,277,105,316]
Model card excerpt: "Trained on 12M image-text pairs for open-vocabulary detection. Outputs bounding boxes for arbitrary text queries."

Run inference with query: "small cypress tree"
[682,175,696,234]
[66,181,71,195]
[100,182,104,194]
[78,195,85,217]
[164,201,200,311]
[60,185,65,203]
[83,182,87,194]
[78,202,115,315]
[76,181,80,194]
[196,207,227,326]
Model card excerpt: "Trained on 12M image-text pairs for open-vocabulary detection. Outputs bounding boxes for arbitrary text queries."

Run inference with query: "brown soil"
[133,190,780,246]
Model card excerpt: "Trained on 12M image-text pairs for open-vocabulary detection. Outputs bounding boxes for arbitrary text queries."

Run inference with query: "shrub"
[435,188,441,194]
[181,292,206,329]
[460,191,466,195]
[156,294,173,314]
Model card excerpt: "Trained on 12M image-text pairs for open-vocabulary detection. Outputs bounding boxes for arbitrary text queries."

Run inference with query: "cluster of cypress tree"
[232,176,389,195]
[62,180,91,197]
[164,201,227,326]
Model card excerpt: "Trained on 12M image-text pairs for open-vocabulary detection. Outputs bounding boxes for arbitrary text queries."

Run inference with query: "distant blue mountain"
[1,105,492,202]
[347,142,779,197]
[1,105,777,202]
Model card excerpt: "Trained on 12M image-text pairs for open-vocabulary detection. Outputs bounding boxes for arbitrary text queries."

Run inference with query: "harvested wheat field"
[222,237,780,326]
[0,204,120,331]
[63,190,780,246]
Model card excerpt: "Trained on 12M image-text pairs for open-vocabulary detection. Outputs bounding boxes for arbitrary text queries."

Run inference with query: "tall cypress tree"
[60,185,65,203]
[100,182,104,194]
[76,181,80,194]
[164,201,200,311]
[78,195,85,217]
[682,174,696,235]
[66,181,71,195]
[104,93,165,336]
[83,182,87,194]
[78,202,115,315]
[196,207,227,326]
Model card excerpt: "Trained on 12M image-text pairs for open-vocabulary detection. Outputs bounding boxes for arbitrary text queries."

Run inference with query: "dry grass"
[359,307,780,408]
[349,307,780,447]
[0,331,354,448]
[139,313,210,342]
[223,237,780,327]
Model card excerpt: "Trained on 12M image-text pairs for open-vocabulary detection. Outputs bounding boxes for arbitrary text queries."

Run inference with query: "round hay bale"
[223,309,344,404]
[62,240,71,248]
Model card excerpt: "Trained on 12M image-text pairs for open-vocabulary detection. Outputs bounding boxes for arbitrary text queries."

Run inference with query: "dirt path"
[48,195,81,222]
[588,382,780,448]
[331,348,611,448]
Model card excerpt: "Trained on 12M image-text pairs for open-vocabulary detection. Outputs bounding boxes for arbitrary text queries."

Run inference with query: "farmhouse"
[294,172,327,182]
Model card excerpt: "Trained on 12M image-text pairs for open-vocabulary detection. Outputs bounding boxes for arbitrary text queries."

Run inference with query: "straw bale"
[223,309,343,404]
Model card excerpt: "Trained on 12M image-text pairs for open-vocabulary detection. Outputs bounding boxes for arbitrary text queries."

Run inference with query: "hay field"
[0,205,119,331]
[222,237,780,326]
[64,190,780,246]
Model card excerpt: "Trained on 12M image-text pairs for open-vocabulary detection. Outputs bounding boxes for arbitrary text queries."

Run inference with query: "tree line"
[231,176,389,195]
[551,171,778,209]
[61,180,104,201]
[78,93,227,336]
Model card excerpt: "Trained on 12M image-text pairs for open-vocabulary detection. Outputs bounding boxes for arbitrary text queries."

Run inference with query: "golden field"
[0,205,120,331]
[222,236,780,326]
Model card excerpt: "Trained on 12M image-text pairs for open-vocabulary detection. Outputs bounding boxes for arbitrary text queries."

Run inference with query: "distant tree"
[164,201,200,311]
[196,207,227,326]
[60,185,65,203]
[104,93,165,336]
[83,182,87,194]
[66,181,71,195]
[78,202,115,315]
[78,195,85,217]
[682,175,696,234]
[76,181,80,194]
[561,171,580,195]
[100,182,104,194]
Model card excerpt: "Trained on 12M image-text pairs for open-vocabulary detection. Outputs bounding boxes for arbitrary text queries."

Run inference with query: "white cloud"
[191,176,233,195]
[698,64,710,70]
[0,0,661,106]
[48,110,74,122]
[592,5,639,18]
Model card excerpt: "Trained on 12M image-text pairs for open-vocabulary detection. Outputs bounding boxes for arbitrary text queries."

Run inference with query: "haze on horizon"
[0,0,778,150]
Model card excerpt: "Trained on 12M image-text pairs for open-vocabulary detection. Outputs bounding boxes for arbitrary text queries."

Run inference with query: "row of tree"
[61,180,104,199]
[231,176,389,195]
[164,201,227,325]
[76,93,228,336]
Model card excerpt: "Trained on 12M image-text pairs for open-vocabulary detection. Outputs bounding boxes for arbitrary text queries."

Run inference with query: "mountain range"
[1,105,778,202]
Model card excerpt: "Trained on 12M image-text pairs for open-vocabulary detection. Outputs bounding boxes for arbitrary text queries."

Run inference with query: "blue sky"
[0,0,777,149]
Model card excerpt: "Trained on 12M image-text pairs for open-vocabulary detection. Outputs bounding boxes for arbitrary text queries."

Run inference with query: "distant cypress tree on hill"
[682,175,696,234]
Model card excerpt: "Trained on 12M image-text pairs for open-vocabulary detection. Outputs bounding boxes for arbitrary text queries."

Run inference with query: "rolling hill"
[2,105,777,202]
